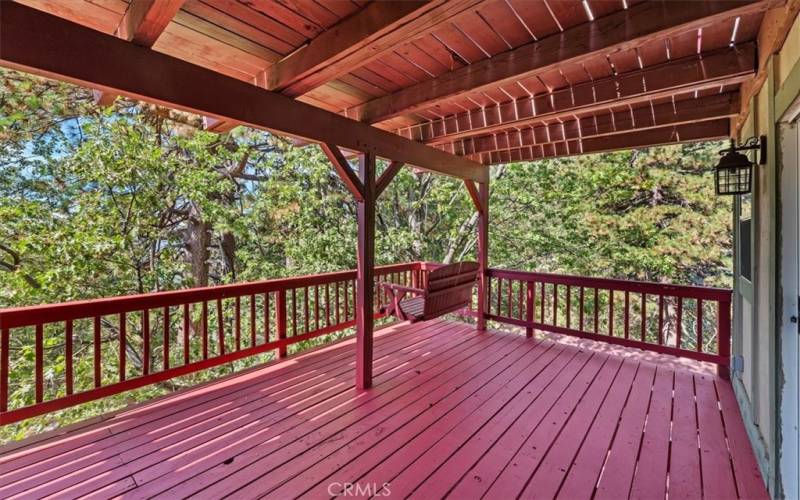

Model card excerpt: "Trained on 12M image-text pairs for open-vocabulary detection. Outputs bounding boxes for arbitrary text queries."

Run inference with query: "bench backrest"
[423,261,480,319]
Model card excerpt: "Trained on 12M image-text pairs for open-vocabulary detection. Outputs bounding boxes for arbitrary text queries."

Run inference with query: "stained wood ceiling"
[11,0,780,165]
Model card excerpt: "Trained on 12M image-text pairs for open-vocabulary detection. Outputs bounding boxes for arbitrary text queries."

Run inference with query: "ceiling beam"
[0,3,486,182]
[116,0,186,46]
[95,0,185,107]
[402,45,754,145]
[449,92,739,156]
[470,119,731,165]
[350,0,771,125]
[266,0,484,97]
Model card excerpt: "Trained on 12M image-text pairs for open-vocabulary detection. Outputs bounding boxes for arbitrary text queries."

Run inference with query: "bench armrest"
[378,282,426,296]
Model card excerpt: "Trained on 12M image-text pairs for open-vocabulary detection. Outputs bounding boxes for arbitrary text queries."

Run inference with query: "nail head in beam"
[0,3,487,183]
[321,143,365,201]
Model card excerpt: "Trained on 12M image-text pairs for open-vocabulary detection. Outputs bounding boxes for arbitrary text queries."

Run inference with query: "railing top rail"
[487,267,732,302]
[0,262,424,329]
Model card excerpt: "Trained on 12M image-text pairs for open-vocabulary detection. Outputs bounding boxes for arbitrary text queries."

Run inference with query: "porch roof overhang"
[0,0,790,173]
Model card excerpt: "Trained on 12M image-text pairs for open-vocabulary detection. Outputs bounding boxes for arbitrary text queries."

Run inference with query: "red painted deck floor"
[1,319,767,499]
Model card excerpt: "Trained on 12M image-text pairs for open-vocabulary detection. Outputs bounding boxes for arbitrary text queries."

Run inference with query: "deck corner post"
[356,151,376,389]
[477,179,489,332]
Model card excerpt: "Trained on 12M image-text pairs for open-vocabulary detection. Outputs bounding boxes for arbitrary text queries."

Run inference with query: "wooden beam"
[350,0,771,124]
[471,119,731,165]
[402,46,754,145]
[267,1,426,95]
[94,0,185,107]
[355,152,376,389]
[116,0,186,46]
[463,180,484,214]
[267,0,484,96]
[321,143,365,201]
[376,161,404,198]
[476,180,489,331]
[734,0,800,133]
[0,3,487,183]
[451,92,740,156]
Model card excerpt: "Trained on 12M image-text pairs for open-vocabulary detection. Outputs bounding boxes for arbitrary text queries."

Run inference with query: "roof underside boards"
[6,0,778,166]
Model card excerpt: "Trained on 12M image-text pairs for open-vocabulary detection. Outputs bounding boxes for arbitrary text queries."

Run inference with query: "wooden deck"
[0,319,767,499]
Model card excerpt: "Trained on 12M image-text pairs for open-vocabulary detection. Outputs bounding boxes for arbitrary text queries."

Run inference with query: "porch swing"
[380,261,480,322]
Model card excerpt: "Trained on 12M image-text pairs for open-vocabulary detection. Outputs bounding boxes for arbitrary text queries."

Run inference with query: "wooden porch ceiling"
[3,0,783,166]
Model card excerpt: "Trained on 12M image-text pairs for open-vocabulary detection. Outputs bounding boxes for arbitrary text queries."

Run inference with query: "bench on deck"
[380,261,479,322]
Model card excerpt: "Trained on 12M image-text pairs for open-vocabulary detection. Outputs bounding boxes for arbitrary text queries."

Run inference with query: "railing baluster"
[1,327,8,412]
[65,320,73,396]
[292,289,297,337]
[697,299,704,352]
[553,284,558,326]
[525,281,534,338]
[335,282,341,325]
[641,294,646,342]
[315,286,320,330]
[579,287,584,331]
[94,316,102,388]
[265,292,271,343]
[249,295,256,347]
[540,282,545,324]
[496,278,502,317]
[216,298,224,356]
[676,297,683,349]
[183,303,190,365]
[624,291,630,340]
[343,282,349,323]
[235,296,241,352]
[593,288,599,333]
[164,306,170,369]
[608,290,614,337]
[119,312,127,382]
[326,283,331,327]
[35,324,43,402]
[658,295,664,345]
[201,301,208,360]
[507,279,513,318]
[277,290,287,358]
[517,280,524,319]
[143,309,150,375]
[486,276,492,316]
[566,286,571,329]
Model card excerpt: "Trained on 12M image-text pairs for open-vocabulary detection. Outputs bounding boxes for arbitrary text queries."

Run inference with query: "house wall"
[734,12,800,498]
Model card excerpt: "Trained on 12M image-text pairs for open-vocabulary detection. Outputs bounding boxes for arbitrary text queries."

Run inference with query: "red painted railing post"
[476,180,489,332]
[277,290,287,359]
[718,298,732,379]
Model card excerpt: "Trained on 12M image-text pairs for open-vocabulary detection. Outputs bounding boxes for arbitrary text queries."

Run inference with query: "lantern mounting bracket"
[719,135,767,165]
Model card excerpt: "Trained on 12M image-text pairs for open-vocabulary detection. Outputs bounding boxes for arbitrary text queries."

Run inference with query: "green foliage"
[0,69,731,442]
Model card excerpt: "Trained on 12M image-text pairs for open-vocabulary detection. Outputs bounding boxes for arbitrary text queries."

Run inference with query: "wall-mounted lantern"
[714,136,766,195]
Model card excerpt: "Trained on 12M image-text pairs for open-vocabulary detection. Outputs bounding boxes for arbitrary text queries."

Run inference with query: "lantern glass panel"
[715,164,752,195]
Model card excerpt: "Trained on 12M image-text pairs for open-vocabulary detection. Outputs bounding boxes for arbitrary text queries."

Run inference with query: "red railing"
[473,268,731,377]
[0,262,436,425]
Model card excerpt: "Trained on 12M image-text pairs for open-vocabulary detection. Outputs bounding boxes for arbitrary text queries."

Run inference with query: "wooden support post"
[356,152,376,389]
[476,180,489,331]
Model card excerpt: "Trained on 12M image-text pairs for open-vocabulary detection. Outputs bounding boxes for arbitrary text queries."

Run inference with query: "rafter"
[266,0,484,97]
[470,119,731,165]
[350,0,771,125]
[401,45,754,146]
[95,0,185,107]
[0,3,486,182]
[446,92,739,156]
[116,0,185,46]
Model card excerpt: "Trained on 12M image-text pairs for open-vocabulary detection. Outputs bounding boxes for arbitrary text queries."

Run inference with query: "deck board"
[0,319,768,499]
